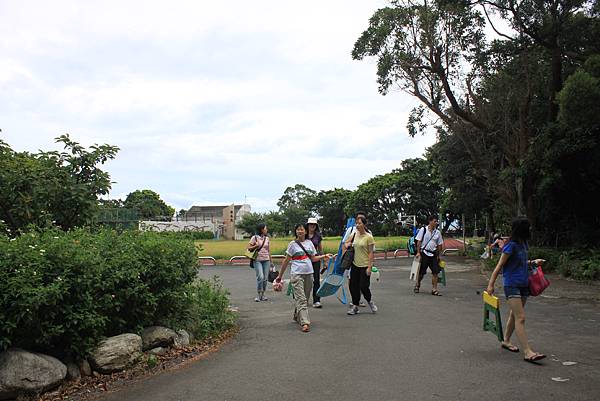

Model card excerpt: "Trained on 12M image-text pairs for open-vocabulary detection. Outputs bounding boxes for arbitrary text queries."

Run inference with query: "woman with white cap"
[307,217,324,308]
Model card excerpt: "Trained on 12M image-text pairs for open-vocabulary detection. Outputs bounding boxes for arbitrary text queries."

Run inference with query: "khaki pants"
[291,273,313,325]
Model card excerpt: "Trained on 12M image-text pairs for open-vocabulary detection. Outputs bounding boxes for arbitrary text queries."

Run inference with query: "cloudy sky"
[0,0,436,212]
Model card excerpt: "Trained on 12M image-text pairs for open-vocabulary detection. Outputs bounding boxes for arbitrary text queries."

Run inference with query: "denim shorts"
[504,285,530,299]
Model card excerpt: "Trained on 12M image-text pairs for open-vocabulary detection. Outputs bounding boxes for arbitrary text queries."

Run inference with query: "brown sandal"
[301,324,310,333]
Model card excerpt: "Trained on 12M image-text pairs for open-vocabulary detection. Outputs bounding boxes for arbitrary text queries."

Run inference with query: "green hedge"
[483,246,600,281]
[0,228,233,359]
[160,231,214,240]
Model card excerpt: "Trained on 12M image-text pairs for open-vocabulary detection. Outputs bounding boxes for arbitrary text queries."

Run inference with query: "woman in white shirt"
[275,223,332,333]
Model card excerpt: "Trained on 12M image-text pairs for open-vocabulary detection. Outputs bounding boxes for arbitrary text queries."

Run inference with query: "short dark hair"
[256,223,266,235]
[428,215,438,223]
[294,223,307,238]
[356,211,367,218]
[510,216,530,243]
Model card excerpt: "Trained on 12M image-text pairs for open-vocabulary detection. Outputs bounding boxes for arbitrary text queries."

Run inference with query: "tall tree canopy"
[0,135,118,233]
[346,158,442,234]
[353,0,600,245]
[277,184,317,234]
[124,190,175,221]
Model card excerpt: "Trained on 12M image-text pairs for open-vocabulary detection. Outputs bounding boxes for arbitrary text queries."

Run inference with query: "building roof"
[187,204,249,213]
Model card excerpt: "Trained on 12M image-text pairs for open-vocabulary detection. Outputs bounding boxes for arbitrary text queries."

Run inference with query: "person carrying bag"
[247,223,272,302]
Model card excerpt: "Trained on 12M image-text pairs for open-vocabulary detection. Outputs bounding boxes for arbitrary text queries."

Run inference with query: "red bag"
[528,264,550,296]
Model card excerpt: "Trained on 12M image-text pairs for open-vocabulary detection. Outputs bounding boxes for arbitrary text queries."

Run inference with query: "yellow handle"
[483,290,499,309]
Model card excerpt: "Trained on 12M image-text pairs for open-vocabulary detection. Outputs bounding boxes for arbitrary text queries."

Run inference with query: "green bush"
[150,231,214,241]
[480,245,600,281]
[528,247,564,273]
[170,278,236,340]
[0,228,232,360]
[558,249,600,281]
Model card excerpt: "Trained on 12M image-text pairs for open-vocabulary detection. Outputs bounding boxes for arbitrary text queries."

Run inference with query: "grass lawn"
[196,236,409,259]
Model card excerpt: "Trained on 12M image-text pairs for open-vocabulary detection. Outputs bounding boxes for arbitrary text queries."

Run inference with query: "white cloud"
[1,0,436,212]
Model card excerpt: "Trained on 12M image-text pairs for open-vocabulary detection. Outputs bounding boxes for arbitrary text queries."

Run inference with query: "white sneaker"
[368,301,378,313]
[254,297,260,302]
[347,306,359,315]
[313,302,322,308]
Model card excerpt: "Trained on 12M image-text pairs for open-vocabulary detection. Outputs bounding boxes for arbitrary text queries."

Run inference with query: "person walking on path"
[275,224,332,332]
[414,215,444,296]
[247,223,273,302]
[307,217,324,308]
[488,233,506,258]
[346,216,378,315]
[343,211,369,307]
[486,217,547,363]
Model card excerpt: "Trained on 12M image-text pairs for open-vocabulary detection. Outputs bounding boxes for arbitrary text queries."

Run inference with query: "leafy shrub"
[558,249,600,281]
[164,231,214,240]
[0,228,232,359]
[169,278,236,340]
[479,245,600,282]
[528,247,564,273]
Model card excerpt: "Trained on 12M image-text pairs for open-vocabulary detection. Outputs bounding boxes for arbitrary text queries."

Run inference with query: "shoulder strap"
[257,236,267,252]
[420,228,437,251]
[295,240,310,256]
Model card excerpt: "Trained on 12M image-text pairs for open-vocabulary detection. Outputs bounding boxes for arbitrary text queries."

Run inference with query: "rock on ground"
[89,333,142,374]
[0,348,67,400]
[141,326,178,351]
[148,347,167,356]
[78,359,92,377]
[174,329,191,349]
[66,361,81,381]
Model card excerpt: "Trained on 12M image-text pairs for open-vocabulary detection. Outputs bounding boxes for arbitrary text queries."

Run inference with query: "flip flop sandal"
[431,289,442,296]
[501,343,520,353]
[524,353,546,363]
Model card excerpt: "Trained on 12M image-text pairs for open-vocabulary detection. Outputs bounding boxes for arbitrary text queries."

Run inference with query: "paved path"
[99,258,600,401]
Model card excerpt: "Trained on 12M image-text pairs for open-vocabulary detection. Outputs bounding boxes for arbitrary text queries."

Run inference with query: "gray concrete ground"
[99,258,600,401]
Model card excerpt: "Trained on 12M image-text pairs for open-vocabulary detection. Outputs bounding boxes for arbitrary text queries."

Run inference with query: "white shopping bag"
[409,257,420,281]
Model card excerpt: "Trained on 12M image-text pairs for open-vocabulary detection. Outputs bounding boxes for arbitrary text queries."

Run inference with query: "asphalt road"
[99,258,600,401]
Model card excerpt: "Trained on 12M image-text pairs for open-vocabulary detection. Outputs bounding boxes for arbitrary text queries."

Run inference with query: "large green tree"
[124,190,175,221]
[353,0,600,244]
[237,211,285,236]
[308,188,352,235]
[0,135,118,233]
[277,184,316,234]
[346,158,441,235]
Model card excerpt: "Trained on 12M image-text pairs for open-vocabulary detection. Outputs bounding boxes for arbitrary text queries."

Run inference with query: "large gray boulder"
[0,348,67,400]
[89,333,142,374]
[141,326,177,351]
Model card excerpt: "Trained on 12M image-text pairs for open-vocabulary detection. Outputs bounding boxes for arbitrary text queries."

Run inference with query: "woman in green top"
[345,216,378,315]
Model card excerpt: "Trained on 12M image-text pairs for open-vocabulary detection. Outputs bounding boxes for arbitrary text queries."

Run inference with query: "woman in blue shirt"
[486,217,546,363]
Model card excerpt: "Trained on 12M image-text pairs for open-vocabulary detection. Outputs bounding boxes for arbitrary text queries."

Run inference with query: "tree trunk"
[549,45,562,121]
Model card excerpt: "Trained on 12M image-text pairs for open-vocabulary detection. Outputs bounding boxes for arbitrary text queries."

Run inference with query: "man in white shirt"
[415,215,444,296]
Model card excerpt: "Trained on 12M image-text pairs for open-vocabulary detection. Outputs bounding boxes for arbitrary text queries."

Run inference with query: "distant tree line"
[238,158,441,237]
